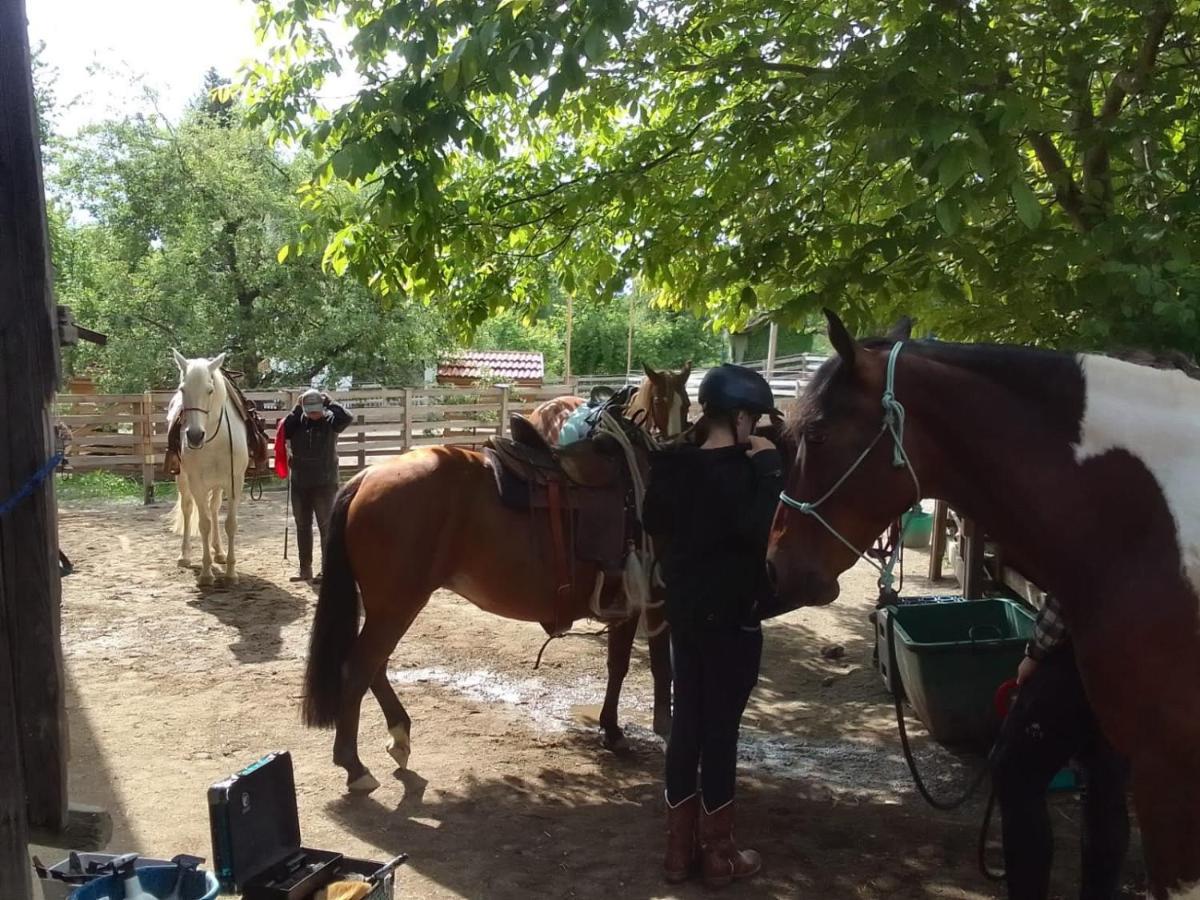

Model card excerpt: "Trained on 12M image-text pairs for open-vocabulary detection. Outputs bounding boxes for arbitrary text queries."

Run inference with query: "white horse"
[168,351,249,585]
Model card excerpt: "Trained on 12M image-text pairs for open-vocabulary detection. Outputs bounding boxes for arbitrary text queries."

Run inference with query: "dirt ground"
[36,488,1146,898]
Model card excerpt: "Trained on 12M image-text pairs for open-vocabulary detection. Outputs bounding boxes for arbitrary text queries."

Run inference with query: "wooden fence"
[574,354,828,406]
[54,383,580,498]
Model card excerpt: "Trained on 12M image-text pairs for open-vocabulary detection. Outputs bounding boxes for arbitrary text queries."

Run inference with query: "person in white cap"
[283,388,352,581]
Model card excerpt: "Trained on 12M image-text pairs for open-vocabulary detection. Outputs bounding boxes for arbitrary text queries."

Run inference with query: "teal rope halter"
[779,342,922,593]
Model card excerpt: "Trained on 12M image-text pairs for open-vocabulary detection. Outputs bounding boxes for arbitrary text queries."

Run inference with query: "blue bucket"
[68,866,219,900]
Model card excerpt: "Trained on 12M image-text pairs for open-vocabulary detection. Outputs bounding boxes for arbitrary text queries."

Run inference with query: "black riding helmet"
[698,364,781,418]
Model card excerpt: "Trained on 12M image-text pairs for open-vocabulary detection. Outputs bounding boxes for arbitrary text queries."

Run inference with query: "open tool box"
[208,751,407,899]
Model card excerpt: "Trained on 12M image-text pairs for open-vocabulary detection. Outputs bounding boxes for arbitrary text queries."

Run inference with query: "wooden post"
[0,0,69,892]
[402,388,413,452]
[356,414,366,471]
[961,516,985,600]
[928,500,949,581]
[497,385,510,438]
[626,289,635,380]
[765,321,779,378]
[141,390,155,504]
[564,292,574,382]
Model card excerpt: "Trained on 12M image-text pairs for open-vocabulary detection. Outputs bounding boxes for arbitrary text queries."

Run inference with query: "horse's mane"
[790,335,1200,441]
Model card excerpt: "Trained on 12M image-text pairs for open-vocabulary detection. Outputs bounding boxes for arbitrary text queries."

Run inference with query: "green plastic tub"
[900,507,933,549]
[889,598,1036,747]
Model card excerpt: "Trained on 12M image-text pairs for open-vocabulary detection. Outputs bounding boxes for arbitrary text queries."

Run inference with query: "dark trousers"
[991,646,1130,900]
[665,626,762,810]
[291,481,337,569]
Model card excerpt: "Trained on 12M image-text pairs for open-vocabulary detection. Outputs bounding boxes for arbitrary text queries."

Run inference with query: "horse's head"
[767,311,917,607]
[173,349,227,449]
[639,362,692,437]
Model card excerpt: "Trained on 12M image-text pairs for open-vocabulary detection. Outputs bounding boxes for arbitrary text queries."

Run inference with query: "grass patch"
[55,471,178,503]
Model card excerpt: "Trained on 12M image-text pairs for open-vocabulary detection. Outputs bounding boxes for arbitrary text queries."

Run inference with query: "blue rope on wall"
[0,452,64,518]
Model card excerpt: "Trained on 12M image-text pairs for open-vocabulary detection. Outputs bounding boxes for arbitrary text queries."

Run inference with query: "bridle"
[778,342,922,594]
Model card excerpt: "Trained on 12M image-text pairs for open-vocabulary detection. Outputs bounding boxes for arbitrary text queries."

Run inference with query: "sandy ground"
[35,488,1146,898]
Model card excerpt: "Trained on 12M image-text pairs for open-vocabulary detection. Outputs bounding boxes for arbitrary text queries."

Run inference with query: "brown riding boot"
[163,448,181,477]
[663,793,699,883]
[699,800,761,888]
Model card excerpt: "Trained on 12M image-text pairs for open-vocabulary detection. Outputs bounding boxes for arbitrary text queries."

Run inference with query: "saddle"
[485,414,639,633]
[163,372,272,477]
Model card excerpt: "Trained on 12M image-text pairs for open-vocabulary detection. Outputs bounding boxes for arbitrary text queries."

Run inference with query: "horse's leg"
[223,485,240,584]
[333,597,425,792]
[176,473,194,567]
[370,669,413,770]
[599,616,638,752]
[195,489,215,586]
[1131,747,1200,897]
[209,488,225,565]
[648,624,673,741]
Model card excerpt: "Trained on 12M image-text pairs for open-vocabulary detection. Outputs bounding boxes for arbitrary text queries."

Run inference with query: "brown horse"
[769,310,1200,898]
[627,363,692,437]
[303,377,693,792]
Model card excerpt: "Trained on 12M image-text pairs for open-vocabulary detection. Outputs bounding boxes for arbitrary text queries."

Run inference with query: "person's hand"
[320,391,331,406]
[746,435,775,456]
[1017,655,1039,685]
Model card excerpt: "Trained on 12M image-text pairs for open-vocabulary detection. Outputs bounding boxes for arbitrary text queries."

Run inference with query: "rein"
[778,342,922,595]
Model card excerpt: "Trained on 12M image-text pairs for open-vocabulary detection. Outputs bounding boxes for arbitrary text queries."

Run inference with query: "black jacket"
[283,401,352,486]
[643,443,784,631]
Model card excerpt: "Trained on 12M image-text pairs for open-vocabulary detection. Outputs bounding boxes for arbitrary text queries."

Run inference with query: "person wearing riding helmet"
[642,364,784,888]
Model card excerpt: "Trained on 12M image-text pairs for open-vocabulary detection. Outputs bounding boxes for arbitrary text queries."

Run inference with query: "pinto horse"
[168,351,250,585]
[768,310,1200,898]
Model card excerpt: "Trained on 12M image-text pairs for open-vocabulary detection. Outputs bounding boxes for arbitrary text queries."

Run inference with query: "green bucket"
[889,598,1036,747]
[900,507,933,549]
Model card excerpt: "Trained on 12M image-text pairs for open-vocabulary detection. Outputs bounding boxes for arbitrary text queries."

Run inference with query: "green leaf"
[277,244,290,264]
[937,145,970,188]
[935,197,961,235]
[1010,179,1041,229]
[584,26,607,61]
[442,60,460,93]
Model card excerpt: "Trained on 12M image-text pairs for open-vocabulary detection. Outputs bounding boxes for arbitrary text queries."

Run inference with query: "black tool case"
[208,751,406,899]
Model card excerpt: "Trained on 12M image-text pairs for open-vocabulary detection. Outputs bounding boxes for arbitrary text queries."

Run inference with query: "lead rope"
[778,342,921,594]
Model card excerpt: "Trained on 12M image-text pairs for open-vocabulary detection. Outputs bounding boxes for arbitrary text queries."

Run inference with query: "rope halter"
[778,342,922,593]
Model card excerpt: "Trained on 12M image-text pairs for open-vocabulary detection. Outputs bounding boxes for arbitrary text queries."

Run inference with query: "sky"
[27,0,272,134]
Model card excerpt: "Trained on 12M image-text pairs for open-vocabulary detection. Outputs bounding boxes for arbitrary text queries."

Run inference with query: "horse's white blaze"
[1075,354,1200,595]
[668,391,683,436]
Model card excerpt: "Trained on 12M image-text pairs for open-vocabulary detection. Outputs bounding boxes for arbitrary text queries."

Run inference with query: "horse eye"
[805,427,827,445]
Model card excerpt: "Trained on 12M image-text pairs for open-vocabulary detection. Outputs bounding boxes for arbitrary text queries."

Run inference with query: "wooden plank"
[928,500,948,582]
[54,393,145,403]
[498,386,509,438]
[141,391,155,504]
[961,517,985,600]
[54,413,142,426]
[63,433,143,447]
[402,388,412,452]
[64,454,147,468]
[0,0,68,891]
[356,414,365,470]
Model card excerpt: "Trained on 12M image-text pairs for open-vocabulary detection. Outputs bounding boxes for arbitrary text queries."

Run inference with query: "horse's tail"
[170,482,186,535]
[302,477,364,728]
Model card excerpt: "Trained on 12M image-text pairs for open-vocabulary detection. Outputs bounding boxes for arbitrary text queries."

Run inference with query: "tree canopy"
[241,0,1200,352]
[48,86,448,391]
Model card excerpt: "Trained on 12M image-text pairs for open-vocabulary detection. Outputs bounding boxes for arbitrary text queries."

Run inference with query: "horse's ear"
[680,360,692,380]
[824,308,857,364]
[172,349,188,372]
[207,352,227,373]
[887,316,914,342]
[642,363,659,381]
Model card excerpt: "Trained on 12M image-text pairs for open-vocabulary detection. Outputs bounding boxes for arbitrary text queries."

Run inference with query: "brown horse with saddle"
[301,371,690,791]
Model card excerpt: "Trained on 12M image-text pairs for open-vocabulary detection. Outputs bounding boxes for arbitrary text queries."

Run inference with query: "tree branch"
[1082,2,1174,209]
[1027,131,1089,232]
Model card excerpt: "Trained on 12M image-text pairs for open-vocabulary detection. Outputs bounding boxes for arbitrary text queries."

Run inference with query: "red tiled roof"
[437,350,545,382]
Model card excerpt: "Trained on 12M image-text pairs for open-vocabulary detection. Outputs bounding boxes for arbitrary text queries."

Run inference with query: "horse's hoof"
[198,572,214,587]
[214,553,227,564]
[347,771,380,794]
[601,730,630,754]
[176,557,191,568]
[386,726,412,769]
[223,572,239,586]
[653,715,673,742]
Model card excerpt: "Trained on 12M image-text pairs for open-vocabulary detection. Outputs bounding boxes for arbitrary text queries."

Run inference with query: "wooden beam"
[29,803,113,852]
[765,321,779,377]
[927,500,948,582]
[0,0,69,862]
[0,602,32,900]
